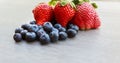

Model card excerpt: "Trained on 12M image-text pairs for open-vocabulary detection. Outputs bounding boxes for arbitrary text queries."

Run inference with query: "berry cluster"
[33,0,101,30]
[13,21,79,45]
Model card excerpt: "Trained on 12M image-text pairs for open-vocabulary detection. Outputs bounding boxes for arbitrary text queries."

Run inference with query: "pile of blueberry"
[13,21,79,45]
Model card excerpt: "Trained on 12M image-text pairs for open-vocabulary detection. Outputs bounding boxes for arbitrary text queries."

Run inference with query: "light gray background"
[0,0,120,63]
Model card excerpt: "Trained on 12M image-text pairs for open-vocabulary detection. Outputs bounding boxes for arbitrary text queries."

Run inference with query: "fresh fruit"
[58,27,66,32]
[39,33,50,45]
[20,30,28,39]
[43,22,53,33]
[49,31,59,42]
[67,24,79,32]
[21,24,31,30]
[30,21,36,24]
[36,29,46,37]
[13,0,101,45]
[59,32,67,40]
[15,28,23,33]
[67,29,77,38]
[54,0,75,27]
[72,0,101,30]
[32,3,53,25]
[13,33,22,42]
[38,25,42,30]
[25,32,36,42]
[54,23,62,29]
[54,23,66,32]
[52,28,59,33]
[28,24,39,32]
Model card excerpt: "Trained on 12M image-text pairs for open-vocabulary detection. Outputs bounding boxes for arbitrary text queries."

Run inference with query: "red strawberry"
[32,3,53,25]
[54,1,75,27]
[72,1,101,30]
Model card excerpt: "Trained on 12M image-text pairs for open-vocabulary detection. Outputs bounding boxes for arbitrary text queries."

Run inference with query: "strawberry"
[54,0,75,27]
[72,0,101,30]
[32,3,53,25]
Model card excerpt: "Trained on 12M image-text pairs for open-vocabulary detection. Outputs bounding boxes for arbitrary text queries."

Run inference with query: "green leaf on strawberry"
[60,0,68,6]
[70,2,76,9]
[83,0,90,2]
[49,0,59,6]
[91,2,98,9]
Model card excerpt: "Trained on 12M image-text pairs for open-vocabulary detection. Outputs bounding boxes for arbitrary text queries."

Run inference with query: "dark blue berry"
[49,31,59,43]
[52,28,59,33]
[67,29,77,38]
[21,24,31,30]
[68,24,73,28]
[36,29,46,37]
[68,24,79,32]
[54,24,61,29]
[25,32,36,42]
[73,25,79,32]
[39,33,50,45]
[30,21,36,24]
[15,28,23,33]
[43,22,53,33]
[13,33,22,42]
[38,25,42,30]
[20,30,28,39]
[28,24,39,32]
[59,27,66,32]
[59,32,67,40]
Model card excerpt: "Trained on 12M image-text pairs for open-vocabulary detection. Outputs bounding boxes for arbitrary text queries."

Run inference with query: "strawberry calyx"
[70,2,76,10]
[72,0,84,5]
[91,2,98,9]
[49,0,68,6]
[83,0,90,2]
[60,0,68,6]
[49,0,59,6]
[49,0,76,9]
[72,0,98,9]
[60,0,76,10]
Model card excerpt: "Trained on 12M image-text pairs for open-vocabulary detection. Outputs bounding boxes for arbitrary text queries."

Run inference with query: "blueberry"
[43,22,53,33]
[25,32,36,42]
[21,24,31,30]
[36,29,46,37]
[68,24,79,32]
[67,29,77,38]
[72,25,79,32]
[59,32,67,40]
[49,31,59,43]
[38,25,42,30]
[13,33,22,42]
[39,33,50,45]
[15,28,23,33]
[52,28,59,33]
[30,21,36,24]
[20,30,28,39]
[54,24,61,29]
[28,24,39,32]
[59,27,66,32]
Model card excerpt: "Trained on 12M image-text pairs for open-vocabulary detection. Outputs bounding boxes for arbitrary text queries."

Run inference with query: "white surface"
[0,0,120,63]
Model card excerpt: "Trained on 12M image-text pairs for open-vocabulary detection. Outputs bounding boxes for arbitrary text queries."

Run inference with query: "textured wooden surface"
[0,0,120,63]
